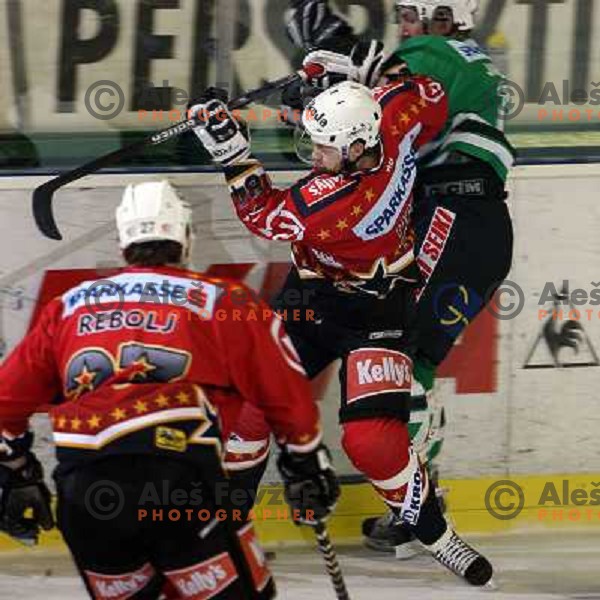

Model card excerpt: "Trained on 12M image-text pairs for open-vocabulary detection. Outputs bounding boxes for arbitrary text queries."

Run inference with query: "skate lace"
[434,533,479,576]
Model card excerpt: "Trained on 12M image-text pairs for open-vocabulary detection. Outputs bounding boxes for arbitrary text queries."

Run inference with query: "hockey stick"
[32,65,322,241]
[313,521,351,599]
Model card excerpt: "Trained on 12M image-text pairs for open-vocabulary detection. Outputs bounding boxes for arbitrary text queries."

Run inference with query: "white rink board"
[1,165,600,479]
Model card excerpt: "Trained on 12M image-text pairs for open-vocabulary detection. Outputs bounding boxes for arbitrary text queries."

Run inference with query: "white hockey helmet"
[116,180,193,255]
[301,81,382,158]
[437,0,479,31]
[395,0,478,31]
[394,1,434,22]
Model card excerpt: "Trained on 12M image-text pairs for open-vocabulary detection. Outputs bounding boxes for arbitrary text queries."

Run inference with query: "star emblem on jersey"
[352,205,363,217]
[134,400,149,414]
[72,361,98,397]
[87,415,102,429]
[128,353,156,381]
[176,391,191,405]
[155,394,170,408]
[318,229,330,240]
[111,407,127,421]
[341,261,409,299]
[336,218,348,231]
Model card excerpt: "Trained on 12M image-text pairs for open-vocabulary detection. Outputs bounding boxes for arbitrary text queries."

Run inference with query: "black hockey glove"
[278,443,340,525]
[379,53,413,85]
[280,79,323,129]
[0,446,54,545]
[188,88,251,166]
[286,0,357,52]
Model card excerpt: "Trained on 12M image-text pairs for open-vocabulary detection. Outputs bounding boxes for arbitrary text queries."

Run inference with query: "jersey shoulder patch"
[416,78,445,104]
[291,174,358,217]
[445,39,490,64]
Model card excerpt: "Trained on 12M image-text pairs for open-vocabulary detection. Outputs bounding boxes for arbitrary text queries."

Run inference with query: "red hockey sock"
[342,418,425,513]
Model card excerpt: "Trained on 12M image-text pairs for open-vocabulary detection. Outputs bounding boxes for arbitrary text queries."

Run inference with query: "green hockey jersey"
[387,35,516,181]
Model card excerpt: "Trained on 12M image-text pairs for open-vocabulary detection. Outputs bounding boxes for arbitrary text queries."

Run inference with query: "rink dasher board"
[1,472,600,552]
[1,165,600,548]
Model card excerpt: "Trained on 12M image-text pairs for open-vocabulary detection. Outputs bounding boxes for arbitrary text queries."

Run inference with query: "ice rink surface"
[0,530,598,599]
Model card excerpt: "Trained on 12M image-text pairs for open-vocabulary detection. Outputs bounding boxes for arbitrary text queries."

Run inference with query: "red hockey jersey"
[0,266,320,466]
[225,77,448,297]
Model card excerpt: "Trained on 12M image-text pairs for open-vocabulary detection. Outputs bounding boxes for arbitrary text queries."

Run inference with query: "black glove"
[0,450,54,545]
[379,54,413,85]
[0,430,34,460]
[286,0,357,52]
[278,443,340,525]
[280,79,323,126]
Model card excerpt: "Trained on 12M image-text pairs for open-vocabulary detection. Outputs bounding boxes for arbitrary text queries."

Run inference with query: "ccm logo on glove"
[347,348,412,403]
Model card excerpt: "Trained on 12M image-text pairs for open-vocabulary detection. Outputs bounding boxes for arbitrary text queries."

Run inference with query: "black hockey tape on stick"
[313,521,351,599]
[32,64,324,240]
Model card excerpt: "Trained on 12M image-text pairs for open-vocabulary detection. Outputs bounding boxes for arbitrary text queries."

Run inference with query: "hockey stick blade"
[313,521,351,600]
[32,183,62,241]
[32,71,306,240]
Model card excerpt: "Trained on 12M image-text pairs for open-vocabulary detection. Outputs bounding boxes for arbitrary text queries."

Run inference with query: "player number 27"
[65,343,191,397]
